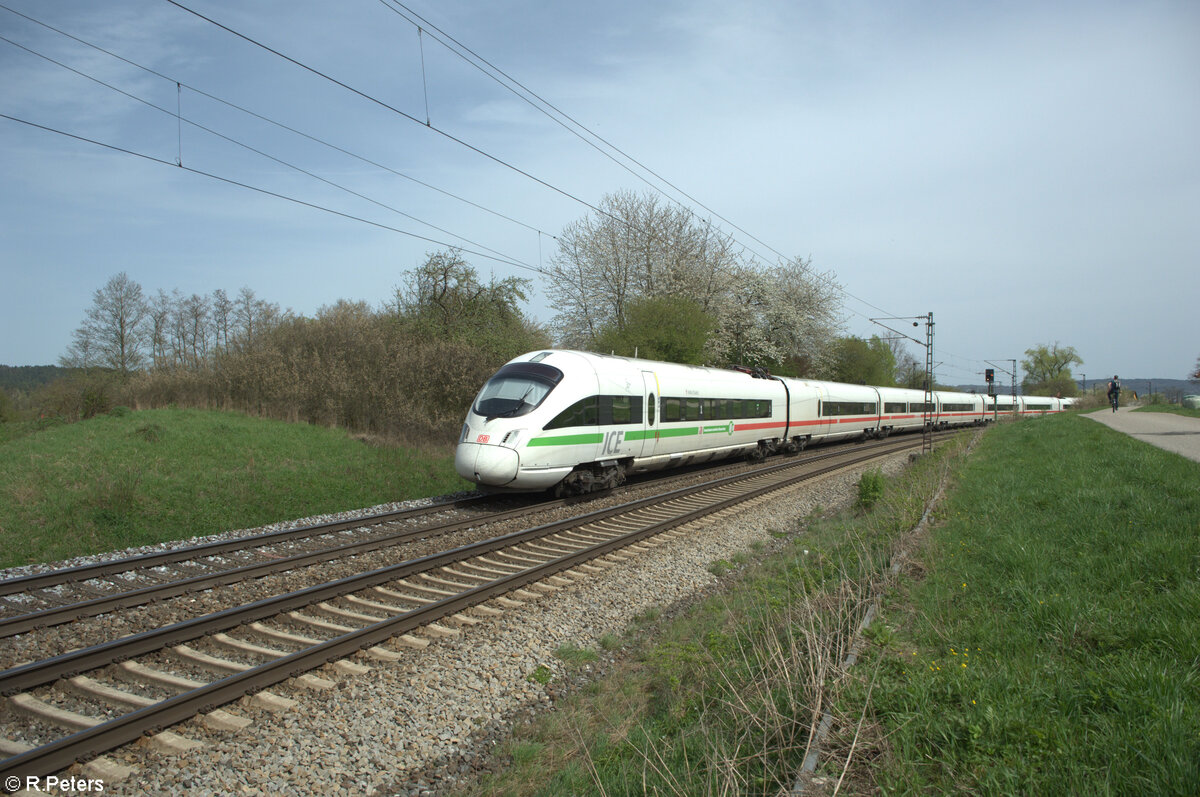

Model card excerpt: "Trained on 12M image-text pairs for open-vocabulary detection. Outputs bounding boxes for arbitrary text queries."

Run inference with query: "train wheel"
[556,463,625,496]
[599,463,626,490]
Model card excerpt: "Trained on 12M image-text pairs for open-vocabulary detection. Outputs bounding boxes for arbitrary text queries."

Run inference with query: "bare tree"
[147,289,177,369]
[60,272,149,375]
[232,287,282,350]
[392,249,547,361]
[545,190,739,346]
[181,293,211,367]
[211,289,233,350]
[168,291,190,367]
[895,351,925,389]
[880,336,923,389]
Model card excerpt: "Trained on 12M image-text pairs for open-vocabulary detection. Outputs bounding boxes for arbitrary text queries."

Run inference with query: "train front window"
[473,361,563,420]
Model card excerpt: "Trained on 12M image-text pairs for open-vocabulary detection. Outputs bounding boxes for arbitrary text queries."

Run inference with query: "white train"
[455,350,1070,494]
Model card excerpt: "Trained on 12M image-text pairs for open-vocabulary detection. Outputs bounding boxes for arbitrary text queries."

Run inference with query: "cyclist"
[1107,375,1121,412]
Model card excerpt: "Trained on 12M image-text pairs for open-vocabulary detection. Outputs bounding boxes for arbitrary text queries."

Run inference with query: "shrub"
[33,371,122,421]
[857,468,886,511]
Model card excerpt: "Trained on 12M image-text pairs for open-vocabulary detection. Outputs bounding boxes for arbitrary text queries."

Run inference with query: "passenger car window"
[544,397,599,429]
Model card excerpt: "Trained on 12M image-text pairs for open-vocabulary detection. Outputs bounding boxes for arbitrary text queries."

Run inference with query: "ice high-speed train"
[455,350,1071,494]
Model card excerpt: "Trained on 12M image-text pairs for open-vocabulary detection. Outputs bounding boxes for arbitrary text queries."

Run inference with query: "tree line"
[15,189,1122,441]
[32,253,548,444]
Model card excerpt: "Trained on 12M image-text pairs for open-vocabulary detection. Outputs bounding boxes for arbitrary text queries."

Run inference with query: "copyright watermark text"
[5,775,104,793]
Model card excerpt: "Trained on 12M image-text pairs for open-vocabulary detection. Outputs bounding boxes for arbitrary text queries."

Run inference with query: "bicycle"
[1109,392,1119,412]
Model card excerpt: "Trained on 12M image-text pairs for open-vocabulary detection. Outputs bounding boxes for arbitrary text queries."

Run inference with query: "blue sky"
[2,0,1197,384]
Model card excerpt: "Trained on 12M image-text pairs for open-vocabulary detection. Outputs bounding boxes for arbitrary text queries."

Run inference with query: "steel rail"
[0,434,928,639]
[0,430,919,599]
[0,436,926,782]
[0,437,919,696]
[0,497,558,638]
[0,440,786,602]
[0,494,501,597]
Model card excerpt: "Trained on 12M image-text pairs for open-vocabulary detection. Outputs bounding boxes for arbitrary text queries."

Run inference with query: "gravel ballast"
[28,455,910,796]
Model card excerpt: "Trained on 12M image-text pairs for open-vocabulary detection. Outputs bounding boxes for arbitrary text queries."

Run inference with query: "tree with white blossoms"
[726,257,842,375]
[545,190,843,374]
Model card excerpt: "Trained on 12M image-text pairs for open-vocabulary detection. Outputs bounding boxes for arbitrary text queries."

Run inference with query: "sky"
[2,0,1197,386]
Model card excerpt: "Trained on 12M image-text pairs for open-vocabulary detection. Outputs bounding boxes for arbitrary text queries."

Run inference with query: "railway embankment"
[451,414,1199,796]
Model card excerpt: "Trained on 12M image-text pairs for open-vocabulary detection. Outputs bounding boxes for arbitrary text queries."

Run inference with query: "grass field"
[851,414,1200,794]
[1135,403,1200,419]
[0,408,471,568]
[454,414,1200,795]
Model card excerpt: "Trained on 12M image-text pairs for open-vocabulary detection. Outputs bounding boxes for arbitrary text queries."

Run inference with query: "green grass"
[555,643,600,667]
[850,414,1200,794]
[0,408,471,568]
[1135,403,1200,418]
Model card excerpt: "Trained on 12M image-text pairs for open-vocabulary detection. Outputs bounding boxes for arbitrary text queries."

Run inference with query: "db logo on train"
[476,434,490,443]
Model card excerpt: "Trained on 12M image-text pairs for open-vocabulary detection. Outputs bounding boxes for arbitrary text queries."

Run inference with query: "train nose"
[455,442,519,486]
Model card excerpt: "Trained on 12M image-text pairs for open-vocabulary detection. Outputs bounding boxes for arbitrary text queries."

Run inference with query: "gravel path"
[30,454,910,796]
[1085,406,1200,462]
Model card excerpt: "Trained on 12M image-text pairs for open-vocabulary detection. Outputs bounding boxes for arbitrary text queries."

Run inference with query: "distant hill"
[0,365,77,394]
[952,378,1198,398]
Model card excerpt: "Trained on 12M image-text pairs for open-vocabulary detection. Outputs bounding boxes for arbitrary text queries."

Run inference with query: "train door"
[637,371,659,460]
[810,383,833,440]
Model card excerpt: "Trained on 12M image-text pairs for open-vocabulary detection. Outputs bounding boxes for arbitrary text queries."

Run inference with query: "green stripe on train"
[526,433,604,447]
[528,425,717,447]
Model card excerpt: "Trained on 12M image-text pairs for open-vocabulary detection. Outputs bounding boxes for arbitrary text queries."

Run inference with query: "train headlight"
[501,429,526,448]
[460,424,470,443]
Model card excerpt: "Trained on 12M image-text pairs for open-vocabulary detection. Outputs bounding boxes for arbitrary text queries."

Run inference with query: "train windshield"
[473,361,564,420]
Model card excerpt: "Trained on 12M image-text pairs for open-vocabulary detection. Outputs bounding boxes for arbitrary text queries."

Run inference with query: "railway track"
[0,433,937,786]
[0,494,537,640]
[0,436,888,643]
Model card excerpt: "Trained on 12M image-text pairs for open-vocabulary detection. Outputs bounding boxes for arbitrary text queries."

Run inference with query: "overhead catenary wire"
[0,31,536,272]
[319,8,1012,369]
[0,1,553,239]
[163,0,640,236]
[371,0,907,325]
[0,112,544,275]
[375,0,787,263]
[417,26,431,126]
[170,0,891,324]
